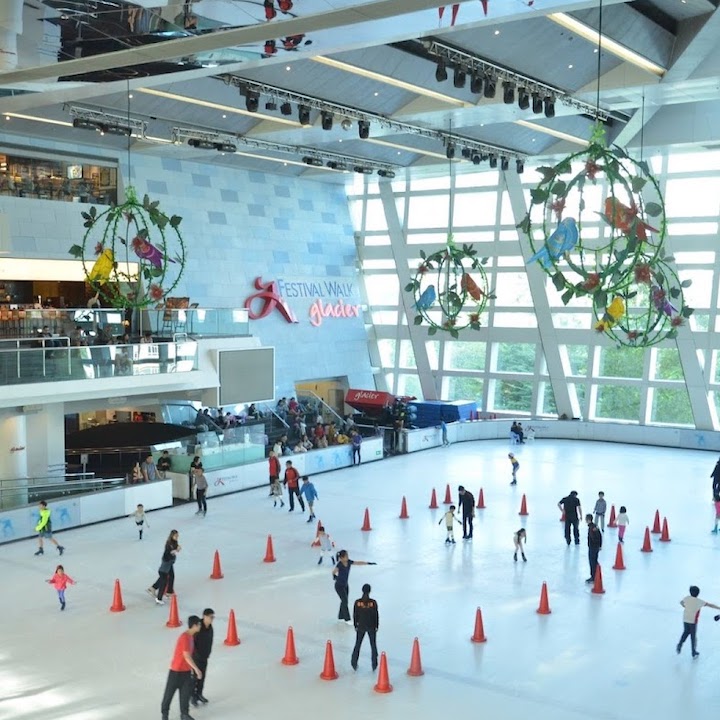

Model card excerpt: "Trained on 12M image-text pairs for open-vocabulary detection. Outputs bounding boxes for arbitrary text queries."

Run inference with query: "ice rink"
[2,438,719,720]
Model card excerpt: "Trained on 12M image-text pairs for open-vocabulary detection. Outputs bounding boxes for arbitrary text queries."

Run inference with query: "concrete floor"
[2,438,719,720]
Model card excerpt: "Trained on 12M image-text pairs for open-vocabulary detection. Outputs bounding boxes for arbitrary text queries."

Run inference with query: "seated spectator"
[70,326,87,347]
[140,330,153,344]
[327,422,338,445]
[313,422,325,444]
[131,462,143,484]
[276,397,288,420]
[279,434,292,456]
[336,433,349,444]
[224,412,236,427]
[300,434,313,451]
[315,435,328,449]
[315,412,323,425]
[157,450,172,478]
[247,403,258,419]
[510,421,525,444]
[272,439,283,457]
[114,346,132,376]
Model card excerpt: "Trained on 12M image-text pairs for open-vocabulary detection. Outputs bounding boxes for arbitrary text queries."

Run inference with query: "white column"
[0,0,23,72]
[0,413,27,479]
[25,404,66,478]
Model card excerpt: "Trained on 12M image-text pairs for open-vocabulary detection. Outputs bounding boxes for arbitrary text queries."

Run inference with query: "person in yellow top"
[34,500,65,557]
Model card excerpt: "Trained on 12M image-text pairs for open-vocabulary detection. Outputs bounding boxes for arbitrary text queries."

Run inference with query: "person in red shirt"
[283,460,305,513]
[268,450,281,497]
[161,615,203,720]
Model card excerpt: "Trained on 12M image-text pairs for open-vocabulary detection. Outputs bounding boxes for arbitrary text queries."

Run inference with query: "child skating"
[508,453,519,485]
[617,505,629,543]
[513,528,527,561]
[47,564,75,610]
[313,525,334,564]
[131,503,149,540]
[712,495,720,534]
[594,491,607,531]
[299,475,318,522]
[677,585,720,658]
[270,475,284,508]
[438,505,461,544]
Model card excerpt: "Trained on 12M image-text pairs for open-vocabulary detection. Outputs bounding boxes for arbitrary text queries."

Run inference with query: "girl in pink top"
[712,495,720,534]
[47,565,75,611]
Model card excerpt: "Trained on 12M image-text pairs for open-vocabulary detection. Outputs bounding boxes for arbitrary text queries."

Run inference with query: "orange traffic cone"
[641,526,653,552]
[224,609,241,646]
[281,626,299,665]
[660,517,671,542]
[591,565,606,594]
[560,509,566,522]
[210,550,224,580]
[399,496,409,519]
[361,507,372,531]
[109,579,125,612]
[166,594,182,628]
[263,534,277,563]
[652,510,661,534]
[536,582,551,615]
[470,607,487,643]
[319,640,339,680]
[608,505,617,527]
[443,484,452,504]
[519,494,528,516]
[612,542,626,570]
[373,652,393,693]
[476,488,486,509]
[429,488,438,509]
[407,637,424,676]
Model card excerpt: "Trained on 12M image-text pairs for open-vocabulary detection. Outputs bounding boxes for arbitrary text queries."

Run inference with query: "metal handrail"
[258,402,290,429]
[0,477,123,492]
[300,390,344,425]
[0,476,126,509]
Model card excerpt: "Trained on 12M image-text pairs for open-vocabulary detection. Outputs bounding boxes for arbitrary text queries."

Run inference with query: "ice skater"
[594,491,607,531]
[47,564,75,610]
[513,528,527,562]
[350,584,379,671]
[313,525,334,565]
[332,550,376,623]
[712,495,720,534]
[299,475,318,522]
[160,615,203,720]
[457,486,475,539]
[508,453,519,485]
[148,530,181,605]
[193,464,208,516]
[270,474,284,508]
[34,500,65,556]
[191,608,214,707]
[585,514,602,583]
[284,460,305,513]
[438,504,461,544]
[131,503,149,540]
[558,490,582,546]
[617,505,629,543]
[677,586,720,658]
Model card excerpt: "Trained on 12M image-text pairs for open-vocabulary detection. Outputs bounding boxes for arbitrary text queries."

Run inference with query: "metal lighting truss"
[420,39,610,122]
[170,126,396,173]
[66,105,148,137]
[220,74,527,161]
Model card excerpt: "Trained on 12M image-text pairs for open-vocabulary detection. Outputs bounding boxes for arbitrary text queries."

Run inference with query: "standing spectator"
[131,461,143,484]
[558,491,582,546]
[585,514,602,584]
[193,464,208,516]
[131,503,149,540]
[510,421,525,443]
[34,500,65,556]
[513,528,527,562]
[148,530,181,605]
[438,504,460,544]
[46,564,75,611]
[508,453,520,485]
[191,608,214,706]
[350,583,379,671]
[299,475,318,522]
[332,550,376,623]
[351,429,362,465]
[141,454,157,483]
[677,586,720,657]
[440,419,449,446]
[593,491,607,532]
[157,451,172,479]
[617,505,629,543]
[140,330,153,344]
[457,486,475,540]
[160,615,203,720]
[283,460,304,513]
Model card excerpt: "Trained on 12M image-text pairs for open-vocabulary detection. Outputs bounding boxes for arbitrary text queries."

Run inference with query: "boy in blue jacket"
[300,475,318,523]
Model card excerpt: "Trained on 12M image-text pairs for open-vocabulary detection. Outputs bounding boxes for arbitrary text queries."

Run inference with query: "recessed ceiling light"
[4,115,9,121]
[338,139,342,142]
[494,30,500,35]
[593,48,599,53]
[373,92,379,96]
[286,65,291,71]
[532,138,536,142]
[128,93,133,99]
[568,64,573,69]
[222,114,227,118]
[480,123,484,127]
[397,151,401,154]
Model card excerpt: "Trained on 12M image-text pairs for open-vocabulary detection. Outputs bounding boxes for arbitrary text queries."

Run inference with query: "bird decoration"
[415,285,436,312]
[131,235,175,268]
[88,248,115,282]
[526,217,579,270]
[651,285,677,316]
[599,198,658,241]
[461,273,484,301]
[594,296,625,332]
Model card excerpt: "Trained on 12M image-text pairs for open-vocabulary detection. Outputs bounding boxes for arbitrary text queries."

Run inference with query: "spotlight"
[327,161,348,170]
[544,96,555,118]
[435,59,448,82]
[471,154,481,165]
[215,142,237,153]
[446,143,456,160]
[377,169,396,179]
[341,118,352,131]
[500,157,509,171]
[188,138,217,150]
[298,104,311,125]
[245,88,260,112]
[502,81,515,105]
[72,117,100,131]
[321,111,334,131]
[453,66,467,89]
[489,154,498,169]
[461,147,472,159]
[99,123,132,136]
[517,87,530,110]
[516,159,525,174]
[358,120,370,139]
[265,100,277,111]
[531,92,543,114]
[280,102,292,116]
[353,166,374,174]
[483,75,497,98]
[302,156,324,167]
[470,73,483,94]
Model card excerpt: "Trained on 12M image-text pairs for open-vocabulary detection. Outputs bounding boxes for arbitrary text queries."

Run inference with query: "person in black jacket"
[148,530,180,604]
[351,584,379,671]
[558,491,582,546]
[711,458,720,498]
[585,514,603,583]
[458,486,475,539]
[191,608,214,706]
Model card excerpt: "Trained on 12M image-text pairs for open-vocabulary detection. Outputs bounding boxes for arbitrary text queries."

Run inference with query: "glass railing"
[0,338,198,385]
[0,475,126,510]
[139,307,249,337]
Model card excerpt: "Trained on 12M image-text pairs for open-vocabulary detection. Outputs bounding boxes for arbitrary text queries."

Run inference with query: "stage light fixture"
[500,157,509,171]
[502,81,516,105]
[453,66,467,89]
[99,124,132,137]
[531,92,543,114]
[461,147,472,159]
[321,111,334,131]
[265,100,278,111]
[516,159,525,174]
[544,96,555,118]
[470,74,483,94]
[353,166,374,174]
[435,59,448,82]
[489,154,498,169]
[298,104,311,125]
[341,118,352,131]
[72,117,100,131]
[471,154,481,165]
[215,142,237,153]
[358,120,370,139]
[280,102,293,116]
[245,89,260,112]
[302,156,324,166]
[377,169,396,178]
[517,87,530,110]
[188,138,217,150]
[446,143,456,160]
[327,161,348,170]
[483,75,497,99]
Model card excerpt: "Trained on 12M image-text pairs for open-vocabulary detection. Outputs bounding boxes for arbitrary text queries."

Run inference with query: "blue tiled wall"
[0,142,373,399]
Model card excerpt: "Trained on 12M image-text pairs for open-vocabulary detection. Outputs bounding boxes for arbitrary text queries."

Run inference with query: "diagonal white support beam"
[503,170,577,419]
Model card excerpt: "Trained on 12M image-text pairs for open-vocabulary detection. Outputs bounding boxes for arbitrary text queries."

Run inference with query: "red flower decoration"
[469,313,480,324]
[94,242,104,255]
[585,160,601,180]
[417,264,428,275]
[671,316,684,327]
[634,264,652,284]
[626,330,639,341]
[551,197,566,220]
[582,273,600,292]
[149,284,164,301]
[442,318,456,329]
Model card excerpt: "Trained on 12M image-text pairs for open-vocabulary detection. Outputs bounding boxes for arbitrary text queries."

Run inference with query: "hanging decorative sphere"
[406,235,494,337]
[592,255,694,346]
[68,187,186,309]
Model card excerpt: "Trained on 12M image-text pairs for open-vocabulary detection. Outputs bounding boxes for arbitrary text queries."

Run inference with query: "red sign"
[345,389,396,409]
[244,277,298,323]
